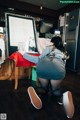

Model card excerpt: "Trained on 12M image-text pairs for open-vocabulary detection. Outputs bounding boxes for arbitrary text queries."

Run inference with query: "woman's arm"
[23,53,39,64]
[21,46,53,64]
[39,46,53,59]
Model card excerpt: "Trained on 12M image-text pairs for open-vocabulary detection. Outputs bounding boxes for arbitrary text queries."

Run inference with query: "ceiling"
[18,0,68,10]
[0,0,79,21]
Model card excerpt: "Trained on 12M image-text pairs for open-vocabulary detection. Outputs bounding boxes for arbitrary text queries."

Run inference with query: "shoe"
[27,86,42,109]
[58,96,63,105]
[63,91,74,118]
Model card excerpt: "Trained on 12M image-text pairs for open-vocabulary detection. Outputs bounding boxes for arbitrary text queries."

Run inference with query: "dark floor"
[0,71,80,120]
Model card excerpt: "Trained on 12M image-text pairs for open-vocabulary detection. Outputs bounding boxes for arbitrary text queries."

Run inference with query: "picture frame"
[5,13,37,56]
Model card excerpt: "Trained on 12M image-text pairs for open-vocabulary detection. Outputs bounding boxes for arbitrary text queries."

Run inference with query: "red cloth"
[9,52,40,67]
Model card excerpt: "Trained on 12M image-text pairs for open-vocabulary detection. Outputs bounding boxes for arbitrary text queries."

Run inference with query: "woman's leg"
[39,78,49,88]
[50,80,62,90]
[38,78,49,92]
[50,80,63,96]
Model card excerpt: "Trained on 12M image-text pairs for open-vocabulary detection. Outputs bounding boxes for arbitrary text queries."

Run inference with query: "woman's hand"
[63,51,70,60]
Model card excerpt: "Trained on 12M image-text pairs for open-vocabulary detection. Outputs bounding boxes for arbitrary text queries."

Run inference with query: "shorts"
[36,58,66,80]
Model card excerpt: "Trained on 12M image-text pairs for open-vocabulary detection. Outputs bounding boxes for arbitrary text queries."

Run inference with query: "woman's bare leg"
[50,80,62,90]
[38,78,49,88]
[50,80,63,96]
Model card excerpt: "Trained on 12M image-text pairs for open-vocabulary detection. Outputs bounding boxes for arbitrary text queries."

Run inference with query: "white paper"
[59,16,65,27]
[8,16,36,52]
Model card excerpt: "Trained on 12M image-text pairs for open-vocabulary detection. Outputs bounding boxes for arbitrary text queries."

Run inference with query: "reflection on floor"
[0,71,80,120]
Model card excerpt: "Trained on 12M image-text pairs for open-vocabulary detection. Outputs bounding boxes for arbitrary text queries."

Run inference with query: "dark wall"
[0,0,80,27]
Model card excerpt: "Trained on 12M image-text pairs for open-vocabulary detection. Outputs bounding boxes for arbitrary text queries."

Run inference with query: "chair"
[0,38,5,64]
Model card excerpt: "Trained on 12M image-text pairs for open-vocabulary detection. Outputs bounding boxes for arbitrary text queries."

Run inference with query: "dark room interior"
[0,0,80,120]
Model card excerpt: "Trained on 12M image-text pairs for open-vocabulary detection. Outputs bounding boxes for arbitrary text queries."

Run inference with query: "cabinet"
[66,9,80,72]
[59,8,80,72]
[69,9,79,30]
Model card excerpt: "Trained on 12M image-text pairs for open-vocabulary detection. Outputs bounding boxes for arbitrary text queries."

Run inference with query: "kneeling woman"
[19,36,74,118]
[23,36,66,94]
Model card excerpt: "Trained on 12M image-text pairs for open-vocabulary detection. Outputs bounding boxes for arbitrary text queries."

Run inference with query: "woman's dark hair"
[51,36,65,52]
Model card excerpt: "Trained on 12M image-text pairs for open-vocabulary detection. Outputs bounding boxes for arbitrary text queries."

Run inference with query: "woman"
[22,36,67,94]
[19,36,74,118]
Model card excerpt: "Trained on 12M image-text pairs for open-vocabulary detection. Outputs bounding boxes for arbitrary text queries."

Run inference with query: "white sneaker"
[27,86,42,109]
[63,91,75,118]
[58,96,63,105]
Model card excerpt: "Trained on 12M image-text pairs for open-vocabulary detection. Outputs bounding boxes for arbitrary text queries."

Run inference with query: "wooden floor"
[0,71,80,120]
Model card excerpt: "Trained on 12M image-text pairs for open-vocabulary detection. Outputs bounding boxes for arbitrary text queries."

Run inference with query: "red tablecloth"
[9,52,40,67]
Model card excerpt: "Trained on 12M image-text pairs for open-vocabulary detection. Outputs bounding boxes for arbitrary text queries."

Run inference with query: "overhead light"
[40,5,43,10]
[8,8,14,11]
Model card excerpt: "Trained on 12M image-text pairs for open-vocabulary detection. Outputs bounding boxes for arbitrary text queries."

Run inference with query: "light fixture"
[8,8,14,11]
[40,5,43,10]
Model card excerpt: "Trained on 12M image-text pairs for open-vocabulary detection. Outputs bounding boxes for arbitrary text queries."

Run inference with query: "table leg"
[28,67,31,79]
[36,77,39,87]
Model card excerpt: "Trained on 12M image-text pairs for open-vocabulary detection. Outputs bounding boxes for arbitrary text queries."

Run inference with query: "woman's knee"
[50,79,63,90]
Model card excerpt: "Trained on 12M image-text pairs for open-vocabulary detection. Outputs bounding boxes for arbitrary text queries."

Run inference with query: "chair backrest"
[0,39,5,64]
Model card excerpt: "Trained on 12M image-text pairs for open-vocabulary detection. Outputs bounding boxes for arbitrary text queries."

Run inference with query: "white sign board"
[6,13,37,55]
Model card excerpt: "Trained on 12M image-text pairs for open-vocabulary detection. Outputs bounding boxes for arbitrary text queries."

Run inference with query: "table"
[9,52,40,89]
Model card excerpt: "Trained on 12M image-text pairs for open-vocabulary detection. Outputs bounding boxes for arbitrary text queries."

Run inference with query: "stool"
[32,66,37,81]
[31,66,39,87]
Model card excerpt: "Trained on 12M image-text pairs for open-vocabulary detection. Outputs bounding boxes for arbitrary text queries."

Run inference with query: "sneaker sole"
[63,91,74,118]
[58,102,63,105]
[27,86,42,109]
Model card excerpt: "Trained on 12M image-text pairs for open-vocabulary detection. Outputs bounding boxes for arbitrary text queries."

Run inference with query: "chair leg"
[15,66,18,90]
